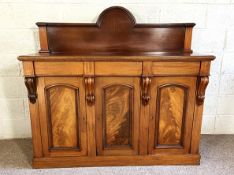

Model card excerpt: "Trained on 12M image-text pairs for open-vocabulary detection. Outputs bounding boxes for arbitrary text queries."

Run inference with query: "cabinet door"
[95,77,140,156]
[38,77,87,157]
[148,77,196,154]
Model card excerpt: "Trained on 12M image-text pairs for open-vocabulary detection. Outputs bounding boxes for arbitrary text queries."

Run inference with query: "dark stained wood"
[18,6,215,168]
[36,6,194,54]
[25,77,37,104]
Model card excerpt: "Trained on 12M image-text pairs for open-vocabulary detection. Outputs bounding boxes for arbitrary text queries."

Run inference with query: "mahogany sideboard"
[18,6,215,168]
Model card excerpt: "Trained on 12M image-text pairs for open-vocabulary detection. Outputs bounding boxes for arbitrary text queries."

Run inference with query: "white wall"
[0,0,233,139]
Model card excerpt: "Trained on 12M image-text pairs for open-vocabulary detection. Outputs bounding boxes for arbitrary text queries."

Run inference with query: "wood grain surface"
[34,6,196,54]
[104,85,132,147]
[95,77,140,156]
[148,77,196,154]
[18,6,214,168]
[157,85,186,146]
[47,85,79,148]
[38,77,87,157]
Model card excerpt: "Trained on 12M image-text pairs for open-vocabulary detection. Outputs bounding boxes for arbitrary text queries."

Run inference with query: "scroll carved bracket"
[197,76,209,105]
[84,77,95,105]
[141,76,151,105]
[25,77,37,104]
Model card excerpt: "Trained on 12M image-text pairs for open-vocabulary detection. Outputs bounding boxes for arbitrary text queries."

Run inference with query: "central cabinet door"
[38,77,87,157]
[95,77,141,156]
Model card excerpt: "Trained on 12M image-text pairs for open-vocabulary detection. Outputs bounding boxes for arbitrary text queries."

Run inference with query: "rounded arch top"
[96,6,136,29]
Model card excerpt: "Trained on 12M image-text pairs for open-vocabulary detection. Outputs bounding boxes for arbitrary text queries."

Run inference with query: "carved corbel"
[197,76,209,105]
[142,76,151,105]
[25,77,37,104]
[84,77,95,105]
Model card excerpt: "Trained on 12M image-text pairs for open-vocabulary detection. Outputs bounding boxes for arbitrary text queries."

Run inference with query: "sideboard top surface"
[18,52,215,61]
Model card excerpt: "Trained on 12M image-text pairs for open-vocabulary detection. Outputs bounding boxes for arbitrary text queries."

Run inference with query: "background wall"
[0,0,233,139]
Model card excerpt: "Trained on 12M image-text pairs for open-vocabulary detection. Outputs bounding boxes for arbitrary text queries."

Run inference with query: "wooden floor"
[0,135,234,174]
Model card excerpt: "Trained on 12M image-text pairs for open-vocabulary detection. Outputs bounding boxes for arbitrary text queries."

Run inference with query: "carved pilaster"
[85,77,95,105]
[197,76,209,105]
[142,76,151,105]
[25,77,37,104]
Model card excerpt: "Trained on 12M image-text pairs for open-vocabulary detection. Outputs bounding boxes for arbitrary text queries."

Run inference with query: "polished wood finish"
[38,77,87,157]
[36,6,195,54]
[83,62,96,156]
[148,77,196,154]
[95,62,142,76]
[18,53,215,62]
[38,26,49,53]
[22,61,34,76]
[46,85,79,149]
[104,85,132,147]
[95,77,140,156]
[152,62,200,75]
[84,77,95,104]
[184,27,193,53]
[18,6,214,168]
[34,62,83,76]
[33,154,200,168]
[28,100,43,158]
[25,77,37,104]
[141,77,151,105]
[197,76,209,105]
[157,85,185,146]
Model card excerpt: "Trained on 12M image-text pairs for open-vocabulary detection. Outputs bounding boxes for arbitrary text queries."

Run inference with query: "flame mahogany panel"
[95,77,140,156]
[148,77,197,155]
[46,85,79,149]
[37,6,195,54]
[103,85,133,148]
[156,85,187,147]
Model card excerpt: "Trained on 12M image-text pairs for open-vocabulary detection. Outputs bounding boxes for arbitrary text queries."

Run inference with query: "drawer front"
[152,62,200,75]
[34,62,83,76]
[95,62,142,76]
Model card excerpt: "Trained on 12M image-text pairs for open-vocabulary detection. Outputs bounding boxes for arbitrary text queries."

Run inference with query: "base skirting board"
[33,154,200,168]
